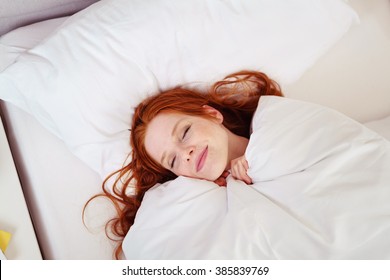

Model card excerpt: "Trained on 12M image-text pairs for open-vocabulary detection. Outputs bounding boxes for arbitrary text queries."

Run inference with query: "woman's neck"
[226,131,249,169]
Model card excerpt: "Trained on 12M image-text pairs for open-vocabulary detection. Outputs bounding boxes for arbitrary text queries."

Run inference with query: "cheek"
[211,126,229,149]
[202,121,225,138]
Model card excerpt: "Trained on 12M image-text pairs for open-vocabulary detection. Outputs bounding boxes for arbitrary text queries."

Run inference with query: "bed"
[0,0,389,260]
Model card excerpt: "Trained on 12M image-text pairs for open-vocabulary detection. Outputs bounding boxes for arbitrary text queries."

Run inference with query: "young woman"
[86,70,283,259]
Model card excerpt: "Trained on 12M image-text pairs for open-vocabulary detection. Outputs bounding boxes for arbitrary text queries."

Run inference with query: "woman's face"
[144,108,229,181]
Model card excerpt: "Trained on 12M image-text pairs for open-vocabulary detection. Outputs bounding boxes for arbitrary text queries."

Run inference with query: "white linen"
[123,96,390,259]
[0,0,98,36]
[0,0,358,179]
[364,115,390,141]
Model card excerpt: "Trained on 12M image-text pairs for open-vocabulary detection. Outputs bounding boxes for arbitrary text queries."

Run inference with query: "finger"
[231,161,245,181]
[233,161,252,185]
[240,171,251,184]
[221,170,230,178]
[242,173,253,185]
[214,176,227,187]
[230,164,240,180]
[242,158,249,170]
[239,159,252,183]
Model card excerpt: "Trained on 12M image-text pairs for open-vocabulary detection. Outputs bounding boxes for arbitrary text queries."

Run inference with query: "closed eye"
[170,125,191,169]
[170,157,176,169]
[182,125,191,140]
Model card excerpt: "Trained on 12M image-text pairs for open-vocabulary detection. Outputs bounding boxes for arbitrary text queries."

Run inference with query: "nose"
[181,146,194,162]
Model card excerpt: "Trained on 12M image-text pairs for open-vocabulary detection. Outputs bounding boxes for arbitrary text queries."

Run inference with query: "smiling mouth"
[196,146,208,172]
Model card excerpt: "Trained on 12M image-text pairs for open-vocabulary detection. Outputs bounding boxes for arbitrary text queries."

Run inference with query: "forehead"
[147,113,184,136]
[150,112,183,126]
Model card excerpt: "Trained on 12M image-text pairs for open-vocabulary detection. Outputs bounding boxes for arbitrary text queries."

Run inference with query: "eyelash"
[170,125,191,169]
[182,125,191,140]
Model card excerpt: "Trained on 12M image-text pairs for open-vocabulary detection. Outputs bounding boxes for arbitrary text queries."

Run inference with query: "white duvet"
[123,96,390,259]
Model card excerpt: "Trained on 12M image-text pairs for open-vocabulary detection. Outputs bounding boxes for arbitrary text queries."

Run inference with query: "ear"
[202,105,224,124]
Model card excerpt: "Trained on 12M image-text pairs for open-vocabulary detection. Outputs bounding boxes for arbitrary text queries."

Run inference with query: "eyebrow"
[160,119,185,167]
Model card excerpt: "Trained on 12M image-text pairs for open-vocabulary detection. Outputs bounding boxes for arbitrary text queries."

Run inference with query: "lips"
[196,146,208,172]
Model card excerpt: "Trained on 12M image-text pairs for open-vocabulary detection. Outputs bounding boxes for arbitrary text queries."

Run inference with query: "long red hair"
[84,70,283,259]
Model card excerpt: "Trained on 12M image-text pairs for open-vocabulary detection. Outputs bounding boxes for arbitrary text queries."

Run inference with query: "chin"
[208,168,226,181]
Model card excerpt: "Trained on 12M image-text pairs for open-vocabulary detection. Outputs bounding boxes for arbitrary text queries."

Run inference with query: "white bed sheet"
[0,0,389,259]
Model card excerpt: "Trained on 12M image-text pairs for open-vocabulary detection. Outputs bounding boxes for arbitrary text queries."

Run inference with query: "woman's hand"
[214,170,230,187]
[230,156,252,185]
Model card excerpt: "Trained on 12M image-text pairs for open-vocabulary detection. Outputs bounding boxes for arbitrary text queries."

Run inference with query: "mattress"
[0,0,389,259]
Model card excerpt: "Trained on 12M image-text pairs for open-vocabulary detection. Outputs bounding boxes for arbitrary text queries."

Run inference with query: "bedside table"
[0,113,42,259]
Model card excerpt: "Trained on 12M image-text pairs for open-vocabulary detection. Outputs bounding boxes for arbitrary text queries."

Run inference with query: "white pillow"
[0,0,98,36]
[0,0,358,178]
